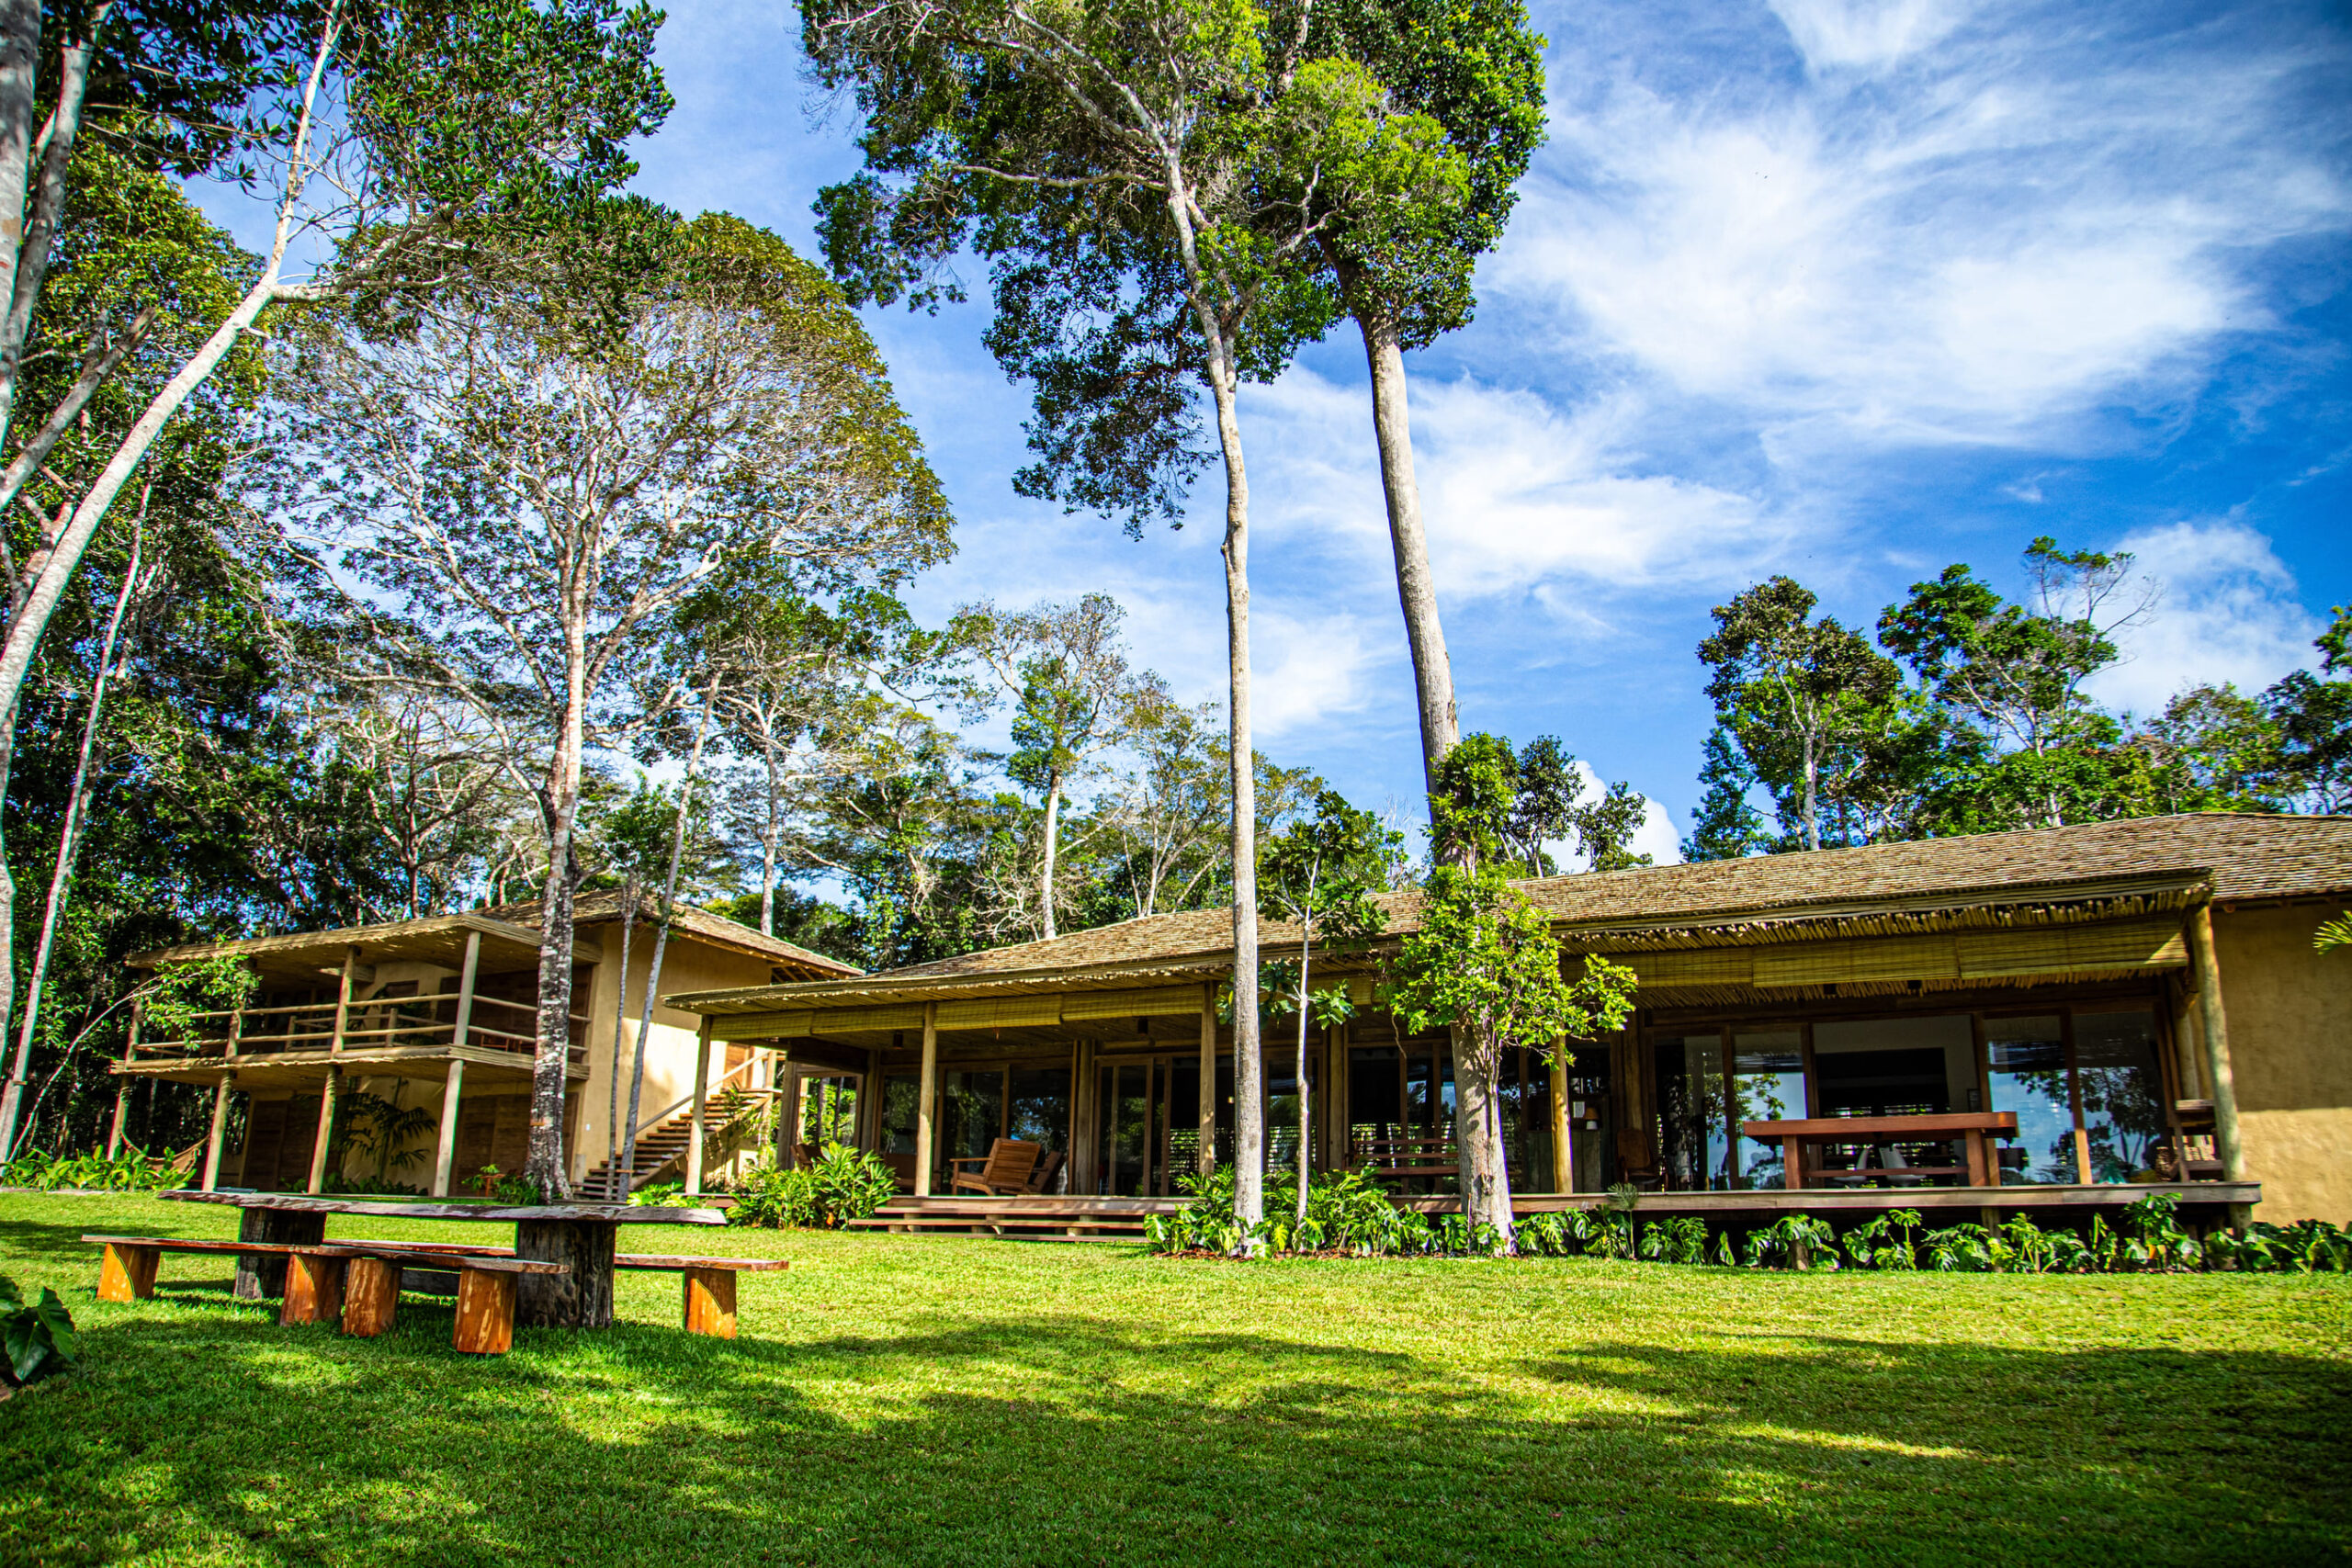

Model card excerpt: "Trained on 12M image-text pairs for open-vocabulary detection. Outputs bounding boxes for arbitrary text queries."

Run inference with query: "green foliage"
[628,1181,685,1207]
[0,1274,75,1386]
[728,1145,899,1230]
[0,1146,187,1193]
[2206,1219,2352,1274]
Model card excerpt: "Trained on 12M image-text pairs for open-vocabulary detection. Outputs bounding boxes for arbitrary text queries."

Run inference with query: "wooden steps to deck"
[579,1087,779,1201]
[850,1195,1181,1242]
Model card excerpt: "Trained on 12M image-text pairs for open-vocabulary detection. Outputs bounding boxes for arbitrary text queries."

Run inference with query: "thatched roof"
[670,813,2352,1016]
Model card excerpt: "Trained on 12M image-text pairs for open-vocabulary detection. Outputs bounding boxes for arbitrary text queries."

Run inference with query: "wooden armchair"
[1023,1150,1066,1194]
[950,1139,1042,1196]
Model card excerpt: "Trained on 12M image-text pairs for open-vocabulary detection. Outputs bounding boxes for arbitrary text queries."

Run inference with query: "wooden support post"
[305,1066,341,1195]
[307,947,362,1195]
[1782,1135,1804,1191]
[106,998,144,1157]
[432,1057,465,1199]
[782,1071,805,1161]
[2187,903,2248,1193]
[2061,1010,2092,1185]
[201,1072,236,1192]
[682,1267,737,1337]
[684,1017,716,1196]
[343,1257,400,1337]
[1549,1044,1571,1194]
[913,1002,938,1197]
[279,1254,345,1326]
[97,1242,160,1303]
[1199,983,1217,1174]
[449,930,481,1051]
[454,1267,516,1354]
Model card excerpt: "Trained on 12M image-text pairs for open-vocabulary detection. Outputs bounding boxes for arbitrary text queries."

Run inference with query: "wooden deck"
[854,1181,2258,1241]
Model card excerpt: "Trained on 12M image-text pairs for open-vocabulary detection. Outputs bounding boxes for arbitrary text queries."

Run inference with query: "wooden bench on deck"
[84,1235,566,1355]
[1351,1135,1457,1182]
[1737,1112,2019,1189]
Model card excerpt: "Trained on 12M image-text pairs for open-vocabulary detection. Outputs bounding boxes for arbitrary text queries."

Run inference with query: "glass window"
[941,1068,1003,1163]
[1348,1044,1401,1151]
[877,1073,921,1156]
[1655,1034,1727,1190]
[1008,1065,1070,1152]
[1984,1016,2073,1184]
[1729,1031,1804,1190]
[2075,1010,2167,1182]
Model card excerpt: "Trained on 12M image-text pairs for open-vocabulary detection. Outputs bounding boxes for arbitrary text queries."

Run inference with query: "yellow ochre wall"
[569,925,781,1185]
[2213,903,2352,1224]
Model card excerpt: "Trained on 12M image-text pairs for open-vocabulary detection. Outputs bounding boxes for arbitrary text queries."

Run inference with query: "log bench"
[322,1237,790,1339]
[83,1235,567,1355]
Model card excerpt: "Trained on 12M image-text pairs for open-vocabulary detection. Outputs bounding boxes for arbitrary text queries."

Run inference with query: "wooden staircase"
[579,1085,779,1201]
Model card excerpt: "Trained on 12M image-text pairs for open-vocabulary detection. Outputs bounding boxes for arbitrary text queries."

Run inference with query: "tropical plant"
[0,1275,75,1386]
[1745,1213,1838,1270]
[0,1145,185,1192]
[728,1144,899,1230]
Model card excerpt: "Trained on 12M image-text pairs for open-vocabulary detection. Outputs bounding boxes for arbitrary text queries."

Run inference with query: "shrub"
[0,1275,74,1385]
[729,1144,896,1229]
[0,1146,186,1193]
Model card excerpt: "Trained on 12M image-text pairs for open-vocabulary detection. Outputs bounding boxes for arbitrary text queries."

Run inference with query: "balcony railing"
[132,991,591,1066]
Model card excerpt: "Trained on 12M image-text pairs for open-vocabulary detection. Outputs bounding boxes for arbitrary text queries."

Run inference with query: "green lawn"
[0,1193,2346,1566]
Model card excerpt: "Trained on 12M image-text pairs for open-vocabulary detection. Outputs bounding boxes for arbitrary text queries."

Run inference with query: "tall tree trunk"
[1039,772,1061,940]
[623,670,723,1191]
[1295,924,1311,1224]
[602,874,638,1182]
[1449,1026,1514,1252]
[0,11,336,1111]
[1802,734,1820,852]
[1352,298,1459,797]
[759,750,782,936]
[0,506,140,1158]
[0,3,108,460]
[1167,179,1261,1243]
[526,633,589,1200]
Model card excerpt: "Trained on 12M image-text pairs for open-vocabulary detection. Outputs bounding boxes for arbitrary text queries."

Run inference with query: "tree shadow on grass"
[2,1295,2346,1568]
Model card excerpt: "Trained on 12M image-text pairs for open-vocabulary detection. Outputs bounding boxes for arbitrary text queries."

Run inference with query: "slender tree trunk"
[1295,922,1311,1224]
[759,749,782,936]
[0,9,336,1107]
[1167,177,1261,1242]
[1803,734,1820,852]
[0,508,140,1158]
[1039,772,1061,940]
[1351,293,1459,796]
[602,874,637,1183]
[623,670,722,1191]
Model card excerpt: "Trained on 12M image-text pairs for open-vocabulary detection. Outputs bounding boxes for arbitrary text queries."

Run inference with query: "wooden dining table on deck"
[1738,1111,2019,1190]
[159,1189,726,1328]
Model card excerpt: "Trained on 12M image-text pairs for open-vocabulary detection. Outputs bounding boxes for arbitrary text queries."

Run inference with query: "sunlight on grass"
[0,1193,2346,1565]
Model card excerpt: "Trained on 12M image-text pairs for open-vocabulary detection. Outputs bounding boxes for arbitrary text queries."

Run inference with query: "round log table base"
[234,1209,326,1300]
[514,1219,617,1328]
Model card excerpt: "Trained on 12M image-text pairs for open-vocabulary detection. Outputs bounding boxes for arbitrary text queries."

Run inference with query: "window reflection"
[1984,1016,2072,1183]
[1730,1031,1804,1189]
[2075,1010,2166,1182]
[1657,1034,1728,1190]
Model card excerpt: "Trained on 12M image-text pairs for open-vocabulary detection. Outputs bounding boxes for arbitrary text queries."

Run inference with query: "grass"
[0,1193,2346,1566]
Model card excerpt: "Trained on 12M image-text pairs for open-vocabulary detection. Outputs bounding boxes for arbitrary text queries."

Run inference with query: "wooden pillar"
[305,1066,341,1194]
[2062,1010,2092,1185]
[864,1049,882,1150]
[913,1002,939,1197]
[201,1072,236,1191]
[1198,983,1217,1173]
[432,1057,465,1198]
[106,998,144,1157]
[449,931,481,1052]
[1549,1044,1571,1194]
[2187,903,2247,1185]
[684,1017,716,1196]
[782,1072,805,1158]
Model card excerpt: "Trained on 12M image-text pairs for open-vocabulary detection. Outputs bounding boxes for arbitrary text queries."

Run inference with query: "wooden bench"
[1352,1136,1458,1180]
[329,1238,790,1339]
[84,1235,566,1355]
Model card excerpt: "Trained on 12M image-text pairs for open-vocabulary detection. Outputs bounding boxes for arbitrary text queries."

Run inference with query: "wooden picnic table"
[160,1189,725,1328]
[1738,1111,2019,1190]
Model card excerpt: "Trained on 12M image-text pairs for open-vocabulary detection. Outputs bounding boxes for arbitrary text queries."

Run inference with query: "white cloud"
[1250,611,1381,739]
[2086,519,2324,715]
[1501,6,2349,457]
[1769,0,1979,70]
[1541,760,1688,871]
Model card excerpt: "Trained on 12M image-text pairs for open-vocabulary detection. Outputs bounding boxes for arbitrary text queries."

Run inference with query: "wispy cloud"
[2088,518,2324,715]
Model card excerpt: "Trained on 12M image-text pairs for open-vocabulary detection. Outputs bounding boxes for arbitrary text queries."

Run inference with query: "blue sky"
[213,0,2352,863]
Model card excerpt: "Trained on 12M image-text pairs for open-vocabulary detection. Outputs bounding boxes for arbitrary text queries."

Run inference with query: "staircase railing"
[586,1054,768,1196]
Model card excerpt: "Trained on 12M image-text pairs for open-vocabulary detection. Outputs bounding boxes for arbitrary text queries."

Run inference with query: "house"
[664,813,2352,1227]
[109,892,855,1196]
